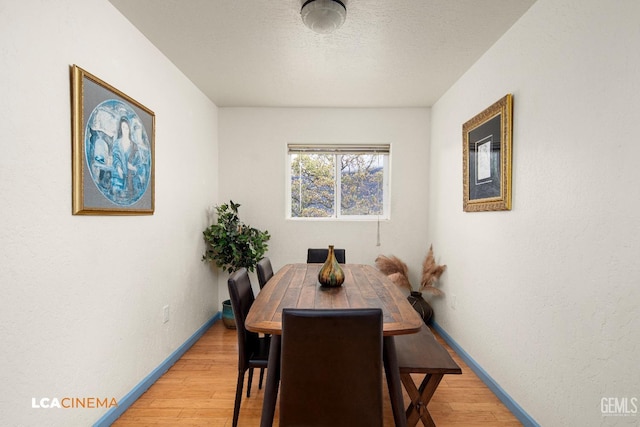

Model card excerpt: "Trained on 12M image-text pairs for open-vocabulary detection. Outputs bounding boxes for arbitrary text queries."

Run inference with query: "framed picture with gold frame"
[71,65,155,215]
[463,94,513,212]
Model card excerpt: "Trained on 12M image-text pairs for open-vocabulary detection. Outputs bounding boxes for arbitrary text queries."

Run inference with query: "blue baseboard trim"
[93,312,221,427]
[431,321,539,427]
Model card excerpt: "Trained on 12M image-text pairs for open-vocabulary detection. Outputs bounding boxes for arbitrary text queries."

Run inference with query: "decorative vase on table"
[407,291,433,325]
[317,245,345,288]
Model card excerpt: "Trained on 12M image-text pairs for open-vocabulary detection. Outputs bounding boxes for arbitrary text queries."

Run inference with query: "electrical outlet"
[163,305,170,323]
[451,294,457,310]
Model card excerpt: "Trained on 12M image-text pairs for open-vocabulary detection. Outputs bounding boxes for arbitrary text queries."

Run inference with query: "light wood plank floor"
[112,320,522,426]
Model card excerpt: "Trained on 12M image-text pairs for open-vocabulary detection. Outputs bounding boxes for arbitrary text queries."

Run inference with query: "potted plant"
[202,200,270,327]
[375,245,446,324]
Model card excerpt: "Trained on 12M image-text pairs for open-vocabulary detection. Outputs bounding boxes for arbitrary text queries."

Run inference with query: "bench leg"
[401,373,444,427]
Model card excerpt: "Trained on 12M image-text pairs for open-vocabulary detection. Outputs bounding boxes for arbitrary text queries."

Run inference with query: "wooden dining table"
[245,263,423,427]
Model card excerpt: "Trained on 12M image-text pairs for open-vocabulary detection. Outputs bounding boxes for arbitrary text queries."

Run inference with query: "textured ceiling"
[108,0,536,107]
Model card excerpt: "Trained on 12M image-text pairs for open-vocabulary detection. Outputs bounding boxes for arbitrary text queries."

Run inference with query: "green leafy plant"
[202,201,270,274]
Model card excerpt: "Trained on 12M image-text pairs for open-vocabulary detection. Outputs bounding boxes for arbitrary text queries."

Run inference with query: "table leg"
[260,334,281,427]
[383,336,407,427]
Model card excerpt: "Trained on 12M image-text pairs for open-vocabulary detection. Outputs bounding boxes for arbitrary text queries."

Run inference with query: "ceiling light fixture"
[301,0,347,34]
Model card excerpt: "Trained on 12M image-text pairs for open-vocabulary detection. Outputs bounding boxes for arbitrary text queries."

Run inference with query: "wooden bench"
[395,325,462,427]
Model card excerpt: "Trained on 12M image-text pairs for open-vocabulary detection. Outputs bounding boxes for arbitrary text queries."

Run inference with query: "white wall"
[429,0,640,425]
[218,108,431,302]
[0,1,219,425]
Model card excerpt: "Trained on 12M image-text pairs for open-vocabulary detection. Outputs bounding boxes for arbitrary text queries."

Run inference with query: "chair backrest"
[227,268,259,370]
[306,248,346,264]
[280,308,383,427]
[256,257,274,289]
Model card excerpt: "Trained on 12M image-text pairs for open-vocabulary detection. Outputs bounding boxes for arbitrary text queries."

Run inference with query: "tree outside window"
[288,144,389,219]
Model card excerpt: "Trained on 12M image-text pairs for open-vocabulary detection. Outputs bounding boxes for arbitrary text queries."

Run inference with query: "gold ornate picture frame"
[71,65,155,215]
[463,94,513,212]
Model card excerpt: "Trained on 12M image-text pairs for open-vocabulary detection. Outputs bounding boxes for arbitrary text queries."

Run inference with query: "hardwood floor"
[112,320,522,426]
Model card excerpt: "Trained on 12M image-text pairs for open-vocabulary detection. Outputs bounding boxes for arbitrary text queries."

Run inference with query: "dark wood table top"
[246,263,423,336]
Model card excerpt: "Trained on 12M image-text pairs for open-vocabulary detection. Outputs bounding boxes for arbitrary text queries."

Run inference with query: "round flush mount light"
[301,0,347,34]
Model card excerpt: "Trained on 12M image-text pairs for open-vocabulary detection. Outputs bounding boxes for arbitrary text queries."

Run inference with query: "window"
[287,144,390,219]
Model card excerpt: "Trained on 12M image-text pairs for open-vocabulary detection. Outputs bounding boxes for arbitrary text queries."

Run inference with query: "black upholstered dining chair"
[227,268,270,427]
[279,308,383,427]
[306,248,346,264]
[256,257,274,289]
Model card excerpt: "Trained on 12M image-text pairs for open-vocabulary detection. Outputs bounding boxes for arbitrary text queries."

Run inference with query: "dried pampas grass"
[387,272,412,291]
[375,245,446,296]
[420,245,446,296]
[375,255,408,278]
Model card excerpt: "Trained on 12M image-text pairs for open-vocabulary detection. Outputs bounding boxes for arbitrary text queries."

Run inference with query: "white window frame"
[286,144,391,221]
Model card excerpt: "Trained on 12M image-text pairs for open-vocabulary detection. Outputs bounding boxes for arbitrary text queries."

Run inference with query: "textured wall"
[218,107,431,303]
[428,0,640,425]
[0,1,219,425]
